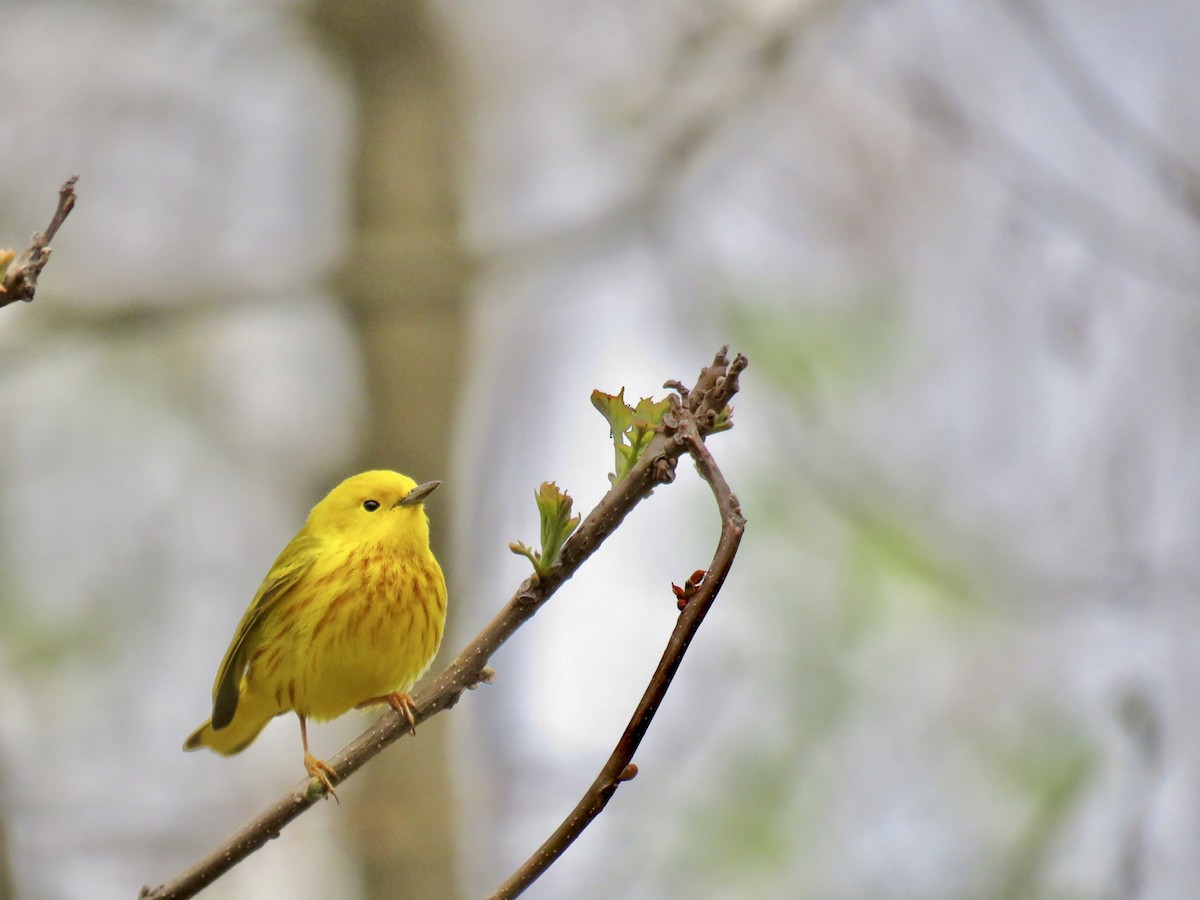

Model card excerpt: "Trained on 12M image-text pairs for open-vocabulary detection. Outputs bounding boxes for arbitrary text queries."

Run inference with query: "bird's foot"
[356,691,418,735]
[304,752,339,803]
[385,691,418,735]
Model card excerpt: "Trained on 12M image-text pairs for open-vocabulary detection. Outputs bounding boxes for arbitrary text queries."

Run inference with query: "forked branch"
[489,415,745,898]
[140,347,746,900]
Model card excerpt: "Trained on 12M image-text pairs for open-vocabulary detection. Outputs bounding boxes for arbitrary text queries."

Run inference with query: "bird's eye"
[362,499,381,512]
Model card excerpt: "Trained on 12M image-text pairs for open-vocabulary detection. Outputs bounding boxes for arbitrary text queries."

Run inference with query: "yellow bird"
[184,470,447,796]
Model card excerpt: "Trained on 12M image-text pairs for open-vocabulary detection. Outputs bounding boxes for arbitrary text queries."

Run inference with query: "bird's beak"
[398,480,442,507]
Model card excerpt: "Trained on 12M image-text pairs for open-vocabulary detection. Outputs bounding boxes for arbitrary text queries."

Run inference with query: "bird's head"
[307,470,441,550]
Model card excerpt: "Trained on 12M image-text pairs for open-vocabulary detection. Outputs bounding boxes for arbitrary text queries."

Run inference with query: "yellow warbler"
[184,470,447,796]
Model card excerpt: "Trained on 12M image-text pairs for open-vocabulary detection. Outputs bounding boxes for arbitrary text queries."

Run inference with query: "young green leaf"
[592,388,672,484]
[510,481,580,579]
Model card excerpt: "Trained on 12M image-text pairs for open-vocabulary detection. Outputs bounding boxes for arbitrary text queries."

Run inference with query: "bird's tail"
[183,688,277,756]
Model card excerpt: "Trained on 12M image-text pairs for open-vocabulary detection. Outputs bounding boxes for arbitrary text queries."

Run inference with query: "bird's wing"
[210,535,320,730]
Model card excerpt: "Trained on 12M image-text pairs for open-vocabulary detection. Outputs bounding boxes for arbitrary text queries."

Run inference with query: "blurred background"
[0,1,1197,898]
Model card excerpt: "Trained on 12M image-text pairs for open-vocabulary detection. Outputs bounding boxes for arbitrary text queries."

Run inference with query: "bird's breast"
[298,546,447,720]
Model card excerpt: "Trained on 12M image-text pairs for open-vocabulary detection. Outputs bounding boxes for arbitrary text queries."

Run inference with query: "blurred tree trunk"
[311,3,468,898]
[0,800,12,900]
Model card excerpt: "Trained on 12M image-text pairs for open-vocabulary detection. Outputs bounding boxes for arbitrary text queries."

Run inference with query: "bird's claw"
[355,691,419,735]
[304,752,339,803]
[386,692,418,735]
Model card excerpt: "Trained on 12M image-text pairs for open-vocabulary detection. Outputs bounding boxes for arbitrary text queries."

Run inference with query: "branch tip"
[1,174,79,309]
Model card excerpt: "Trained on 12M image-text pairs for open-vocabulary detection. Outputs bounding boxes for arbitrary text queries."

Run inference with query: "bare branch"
[0,176,78,309]
[488,415,745,899]
[140,347,746,900]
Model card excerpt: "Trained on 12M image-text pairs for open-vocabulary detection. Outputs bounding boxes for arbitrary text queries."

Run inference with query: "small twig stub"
[0,175,78,309]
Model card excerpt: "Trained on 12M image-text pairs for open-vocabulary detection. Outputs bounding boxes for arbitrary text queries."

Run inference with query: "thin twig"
[140,347,746,900]
[488,418,745,899]
[0,175,78,309]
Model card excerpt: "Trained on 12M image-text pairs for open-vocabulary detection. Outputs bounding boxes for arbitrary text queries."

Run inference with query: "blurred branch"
[139,347,747,900]
[0,176,77,309]
[0,799,13,900]
[481,3,844,270]
[489,409,746,899]
[896,65,1200,295]
[1002,0,1200,230]
[993,724,1095,900]
[1115,687,1163,900]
